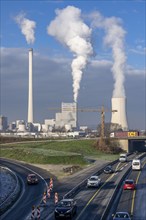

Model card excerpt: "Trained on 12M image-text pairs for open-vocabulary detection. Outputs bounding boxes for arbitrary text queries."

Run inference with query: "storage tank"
[111,97,128,131]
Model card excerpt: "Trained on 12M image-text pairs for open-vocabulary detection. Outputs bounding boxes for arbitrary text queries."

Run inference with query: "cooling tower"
[111,97,128,131]
[27,48,33,123]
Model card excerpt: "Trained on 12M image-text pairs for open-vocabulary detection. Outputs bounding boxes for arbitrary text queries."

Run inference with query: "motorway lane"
[133,162,146,220]
[111,156,146,220]
[46,155,136,220]
[0,159,48,220]
[76,164,128,220]
[72,161,132,220]
[38,159,110,220]
[73,154,143,220]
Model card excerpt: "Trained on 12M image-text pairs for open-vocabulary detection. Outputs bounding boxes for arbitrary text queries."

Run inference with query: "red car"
[123,179,136,190]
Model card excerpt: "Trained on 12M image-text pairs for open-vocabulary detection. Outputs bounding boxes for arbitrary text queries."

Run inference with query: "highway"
[0,159,48,220]
[44,153,146,220]
[0,153,146,220]
[109,158,146,220]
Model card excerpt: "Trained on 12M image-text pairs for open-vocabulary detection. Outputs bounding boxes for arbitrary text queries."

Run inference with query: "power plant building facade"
[55,102,77,129]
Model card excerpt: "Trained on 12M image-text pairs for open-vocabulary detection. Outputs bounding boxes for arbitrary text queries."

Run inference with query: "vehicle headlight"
[66,209,71,213]
[55,209,59,213]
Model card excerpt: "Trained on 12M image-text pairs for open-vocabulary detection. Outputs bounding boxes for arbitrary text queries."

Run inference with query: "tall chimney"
[111,97,128,131]
[27,48,33,123]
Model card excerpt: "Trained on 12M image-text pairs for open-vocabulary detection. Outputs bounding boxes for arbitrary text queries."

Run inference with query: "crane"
[76,106,117,145]
[48,106,117,146]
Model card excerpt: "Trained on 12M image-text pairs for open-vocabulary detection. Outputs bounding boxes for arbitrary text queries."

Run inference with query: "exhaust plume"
[91,11,127,97]
[15,12,36,44]
[47,6,93,102]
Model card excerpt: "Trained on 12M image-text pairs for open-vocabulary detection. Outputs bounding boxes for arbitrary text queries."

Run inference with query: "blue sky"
[1,0,146,130]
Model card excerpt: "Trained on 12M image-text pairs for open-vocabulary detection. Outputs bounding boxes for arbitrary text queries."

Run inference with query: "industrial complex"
[0,48,146,152]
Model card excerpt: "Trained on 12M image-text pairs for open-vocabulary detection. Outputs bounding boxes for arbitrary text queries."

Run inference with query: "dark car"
[104,165,114,174]
[112,212,131,220]
[27,174,38,185]
[54,198,77,219]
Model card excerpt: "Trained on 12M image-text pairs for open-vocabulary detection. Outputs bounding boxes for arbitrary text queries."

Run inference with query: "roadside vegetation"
[0,138,121,165]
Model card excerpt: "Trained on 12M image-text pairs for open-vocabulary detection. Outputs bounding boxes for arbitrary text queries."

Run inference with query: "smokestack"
[111,97,128,131]
[27,48,33,123]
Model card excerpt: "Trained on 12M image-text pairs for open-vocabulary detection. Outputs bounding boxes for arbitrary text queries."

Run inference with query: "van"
[132,159,141,170]
[119,154,127,162]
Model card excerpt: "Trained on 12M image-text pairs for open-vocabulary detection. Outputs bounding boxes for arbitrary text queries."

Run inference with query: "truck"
[110,131,139,138]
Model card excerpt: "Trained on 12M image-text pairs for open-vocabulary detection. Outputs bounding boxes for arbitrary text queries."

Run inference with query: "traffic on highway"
[0,153,146,220]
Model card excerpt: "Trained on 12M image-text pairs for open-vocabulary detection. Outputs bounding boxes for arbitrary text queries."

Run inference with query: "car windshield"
[105,166,111,170]
[133,162,140,165]
[115,213,129,218]
[125,180,133,184]
[29,175,36,179]
[58,201,72,207]
[90,177,98,180]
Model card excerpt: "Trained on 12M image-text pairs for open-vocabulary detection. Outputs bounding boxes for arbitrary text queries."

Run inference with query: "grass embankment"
[0,140,119,165]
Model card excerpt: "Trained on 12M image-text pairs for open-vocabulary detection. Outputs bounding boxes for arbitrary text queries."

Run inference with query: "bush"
[94,138,123,154]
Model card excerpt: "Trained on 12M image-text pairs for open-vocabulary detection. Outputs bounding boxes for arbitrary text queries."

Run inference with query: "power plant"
[111,97,128,131]
[26,48,129,132]
[27,48,33,123]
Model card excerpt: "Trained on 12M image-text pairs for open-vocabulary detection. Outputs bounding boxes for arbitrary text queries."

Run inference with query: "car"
[54,198,77,219]
[27,174,38,185]
[132,159,141,170]
[123,179,135,190]
[87,175,101,188]
[104,165,114,174]
[119,154,127,162]
[112,211,131,220]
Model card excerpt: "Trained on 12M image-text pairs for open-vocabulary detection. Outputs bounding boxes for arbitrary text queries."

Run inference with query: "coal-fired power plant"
[27,48,33,123]
[111,97,128,131]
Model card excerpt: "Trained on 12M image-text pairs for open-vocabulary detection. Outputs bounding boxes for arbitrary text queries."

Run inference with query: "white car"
[119,154,127,162]
[87,175,101,188]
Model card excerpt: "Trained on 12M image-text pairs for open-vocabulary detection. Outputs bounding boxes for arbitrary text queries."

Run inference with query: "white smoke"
[15,12,36,44]
[90,11,127,98]
[47,6,93,102]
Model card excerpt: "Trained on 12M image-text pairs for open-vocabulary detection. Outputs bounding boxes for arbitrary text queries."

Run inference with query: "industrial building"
[0,115,8,131]
[55,102,77,130]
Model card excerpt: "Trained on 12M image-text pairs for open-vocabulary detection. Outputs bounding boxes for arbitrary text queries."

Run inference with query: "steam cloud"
[47,6,93,102]
[91,11,127,98]
[15,12,36,44]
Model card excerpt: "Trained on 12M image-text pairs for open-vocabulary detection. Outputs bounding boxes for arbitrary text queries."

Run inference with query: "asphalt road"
[0,159,48,220]
[1,154,145,220]
[110,156,146,220]
[0,158,108,220]
[74,161,131,220]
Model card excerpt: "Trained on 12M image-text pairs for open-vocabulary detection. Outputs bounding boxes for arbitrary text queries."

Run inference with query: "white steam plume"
[15,12,36,44]
[47,6,93,102]
[91,11,127,98]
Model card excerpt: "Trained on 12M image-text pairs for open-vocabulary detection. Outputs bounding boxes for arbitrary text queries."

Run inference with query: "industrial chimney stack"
[111,97,128,131]
[27,48,33,123]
